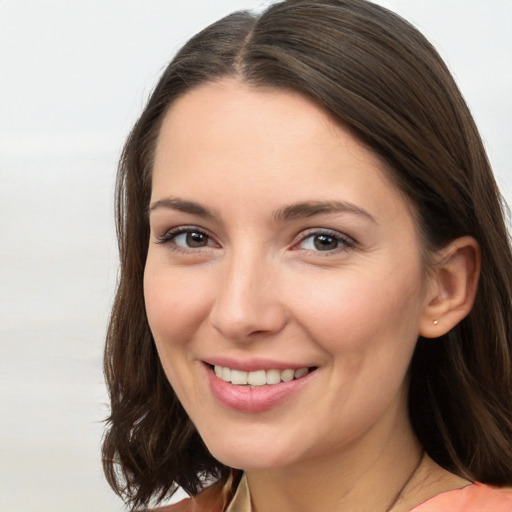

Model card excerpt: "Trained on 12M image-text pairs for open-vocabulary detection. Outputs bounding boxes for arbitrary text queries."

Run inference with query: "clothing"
[154,475,512,512]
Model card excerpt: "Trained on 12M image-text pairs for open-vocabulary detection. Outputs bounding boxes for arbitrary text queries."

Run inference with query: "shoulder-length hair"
[102,0,512,508]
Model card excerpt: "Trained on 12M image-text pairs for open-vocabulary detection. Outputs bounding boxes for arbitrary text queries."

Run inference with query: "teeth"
[266,368,281,385]
[231,369,248,385]
[213,365,312,386]
[247,369,266,386]
[222,367,231,382]
[294,367,309,379]
[281,369,294,382]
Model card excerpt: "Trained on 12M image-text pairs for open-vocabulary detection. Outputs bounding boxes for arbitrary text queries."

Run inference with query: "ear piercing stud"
[433,320,439,325]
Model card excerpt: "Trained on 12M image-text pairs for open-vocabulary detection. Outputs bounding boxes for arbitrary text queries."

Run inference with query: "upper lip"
[203,357,317,372]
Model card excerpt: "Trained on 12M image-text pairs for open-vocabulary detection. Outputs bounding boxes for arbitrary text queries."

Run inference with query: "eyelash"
[156,226,217,252]
[293,229,355,254]
[155,226,355,255]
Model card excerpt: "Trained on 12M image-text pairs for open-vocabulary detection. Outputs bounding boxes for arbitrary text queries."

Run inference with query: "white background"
[1,1,511,510]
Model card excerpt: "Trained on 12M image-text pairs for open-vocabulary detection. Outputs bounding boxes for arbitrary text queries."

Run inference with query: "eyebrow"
[273,200,378,224]
[148,197,217,219]
[148,197,377,224]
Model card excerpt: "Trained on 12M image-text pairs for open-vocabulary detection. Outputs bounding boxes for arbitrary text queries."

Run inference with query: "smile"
[206,363,318,412]
[213,365,312,386]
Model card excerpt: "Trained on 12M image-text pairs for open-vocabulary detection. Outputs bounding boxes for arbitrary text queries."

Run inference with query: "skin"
[144,78,476,512]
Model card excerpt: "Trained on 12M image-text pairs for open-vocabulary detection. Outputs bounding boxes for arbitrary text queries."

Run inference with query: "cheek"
[143,264,211,402]
[143,263,211,344]
[289,263,425,355]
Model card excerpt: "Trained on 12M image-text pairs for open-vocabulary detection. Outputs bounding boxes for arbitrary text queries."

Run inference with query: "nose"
[208,251,287,342]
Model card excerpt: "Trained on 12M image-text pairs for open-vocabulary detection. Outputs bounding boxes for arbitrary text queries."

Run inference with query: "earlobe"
[420,236,481,339]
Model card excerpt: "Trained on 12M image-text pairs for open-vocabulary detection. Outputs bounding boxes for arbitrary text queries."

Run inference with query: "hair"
[102,0,512,509]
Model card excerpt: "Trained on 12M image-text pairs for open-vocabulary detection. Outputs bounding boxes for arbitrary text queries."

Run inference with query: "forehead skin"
[152,78,411,220]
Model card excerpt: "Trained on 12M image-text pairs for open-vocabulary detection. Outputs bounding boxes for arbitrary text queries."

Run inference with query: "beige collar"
[225,474,251,512]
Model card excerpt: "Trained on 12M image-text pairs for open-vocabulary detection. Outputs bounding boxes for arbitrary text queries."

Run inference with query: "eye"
[156,226,217,250]
[295,229,354,253]
[174,230,210,248]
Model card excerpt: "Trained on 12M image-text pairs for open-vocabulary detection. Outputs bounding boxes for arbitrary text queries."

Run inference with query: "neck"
[245,400,424,512]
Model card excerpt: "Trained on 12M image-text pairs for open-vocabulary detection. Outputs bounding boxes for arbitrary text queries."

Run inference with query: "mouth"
[209,364,318,387]
[204,362,319,412]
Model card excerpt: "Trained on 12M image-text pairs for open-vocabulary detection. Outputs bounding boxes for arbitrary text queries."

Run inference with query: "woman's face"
[144,79,432,471]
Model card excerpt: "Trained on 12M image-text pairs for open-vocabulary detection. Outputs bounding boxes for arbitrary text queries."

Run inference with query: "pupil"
[186,231,207,247]
[314,234,337,251]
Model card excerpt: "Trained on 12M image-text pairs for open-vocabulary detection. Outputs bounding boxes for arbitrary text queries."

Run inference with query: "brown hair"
[102,0,512,508]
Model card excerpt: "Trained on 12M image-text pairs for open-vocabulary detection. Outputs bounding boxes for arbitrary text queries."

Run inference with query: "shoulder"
[148,480,231,512]
[149,497,192,512]
[412,483,512,512]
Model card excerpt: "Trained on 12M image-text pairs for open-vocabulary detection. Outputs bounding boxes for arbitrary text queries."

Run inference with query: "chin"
[202,433,298,471]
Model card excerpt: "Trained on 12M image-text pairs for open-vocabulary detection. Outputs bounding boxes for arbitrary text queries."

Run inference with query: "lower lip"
[204,364,316,413]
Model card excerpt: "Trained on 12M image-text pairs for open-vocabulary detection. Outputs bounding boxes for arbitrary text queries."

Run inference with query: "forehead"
[156,79,346,164]
[151,78,415,231]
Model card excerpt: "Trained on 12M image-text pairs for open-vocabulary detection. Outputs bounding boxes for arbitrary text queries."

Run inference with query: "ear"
[420,236,481,339]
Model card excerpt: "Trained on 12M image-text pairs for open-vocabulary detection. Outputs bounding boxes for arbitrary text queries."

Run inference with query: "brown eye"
[156,227,215,249]
[295,229,354,253]
[186,231,208,247]
[313,234,338,251]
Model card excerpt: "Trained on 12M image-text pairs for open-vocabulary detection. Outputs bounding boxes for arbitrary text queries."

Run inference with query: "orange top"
[154,477,512,512]
[412,482,512,511]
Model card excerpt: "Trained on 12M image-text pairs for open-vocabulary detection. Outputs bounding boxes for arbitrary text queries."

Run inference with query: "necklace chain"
[383,451,425,512]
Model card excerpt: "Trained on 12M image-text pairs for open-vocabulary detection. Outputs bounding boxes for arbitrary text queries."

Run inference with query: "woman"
[102,1,512,511]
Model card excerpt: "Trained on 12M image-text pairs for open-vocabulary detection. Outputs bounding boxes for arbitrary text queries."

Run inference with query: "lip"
[202,361,318,413]
[204,356,313,372]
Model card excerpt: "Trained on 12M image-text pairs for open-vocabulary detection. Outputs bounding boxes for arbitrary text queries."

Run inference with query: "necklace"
[229,450,426,512]
[384,450,425,512]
